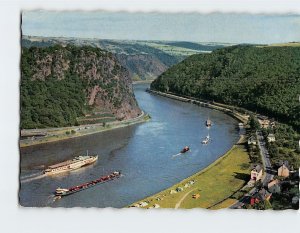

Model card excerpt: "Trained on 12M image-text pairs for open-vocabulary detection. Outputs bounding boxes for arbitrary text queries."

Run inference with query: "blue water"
[19,83,239,207]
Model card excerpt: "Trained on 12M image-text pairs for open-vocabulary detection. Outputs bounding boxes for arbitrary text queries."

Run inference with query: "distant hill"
[164,41,225,51]
[21,45,141,129]
[22,36,229,80]
[151,45,300,129]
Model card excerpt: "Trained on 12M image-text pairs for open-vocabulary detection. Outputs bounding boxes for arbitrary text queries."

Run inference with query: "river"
[19,83,239,207]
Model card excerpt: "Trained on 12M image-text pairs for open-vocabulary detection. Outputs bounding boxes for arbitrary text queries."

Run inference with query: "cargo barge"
[55,171,121,197]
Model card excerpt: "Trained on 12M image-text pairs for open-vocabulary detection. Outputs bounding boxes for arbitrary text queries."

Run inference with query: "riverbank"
[20,111,150,148]
[129,89,251,209]
[130,135,251,209]
[132,80,154,85]
[147,89,249,124]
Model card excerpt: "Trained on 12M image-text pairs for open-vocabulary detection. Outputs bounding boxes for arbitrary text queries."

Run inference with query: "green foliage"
[20,73,86,129]
[249,114,260,130]
[271,184,299,210]
[21,45,132,129]
[266,123,300,168]
[165,41,225,51]
[151,45,300,130]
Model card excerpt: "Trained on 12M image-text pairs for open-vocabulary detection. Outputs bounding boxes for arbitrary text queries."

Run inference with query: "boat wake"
[46,194,61,204]
[50,195,61,203]
[172,151,191,158]
[20,172,46,183]
[172,153,182,158]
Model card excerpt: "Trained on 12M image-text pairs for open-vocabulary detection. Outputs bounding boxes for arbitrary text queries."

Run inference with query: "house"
[278,161,290,177]
[269,119,276,128]
[267,179,281,194]
[255,188,272,202]
[259,119,270,129]
[250,164,263,181]
[267,133,276,142]
[248,136,257,145]
[250,188,272,206]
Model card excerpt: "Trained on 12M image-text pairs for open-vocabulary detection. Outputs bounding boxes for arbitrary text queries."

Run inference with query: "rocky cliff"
[116,53,169,80]
[22,36,228,81]
[21,45,141,129]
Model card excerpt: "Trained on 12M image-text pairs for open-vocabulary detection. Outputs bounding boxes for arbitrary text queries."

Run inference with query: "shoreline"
[20,111,150,148]
[132,80,154,85]
[129,135,250,209]
[128,89,251,209]
[147,89,249,124]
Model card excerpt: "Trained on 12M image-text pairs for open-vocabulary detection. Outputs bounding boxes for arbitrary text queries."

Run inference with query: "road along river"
[19,83,239,207]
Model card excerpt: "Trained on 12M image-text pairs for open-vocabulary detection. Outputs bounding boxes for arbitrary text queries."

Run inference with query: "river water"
[19,84,239,207]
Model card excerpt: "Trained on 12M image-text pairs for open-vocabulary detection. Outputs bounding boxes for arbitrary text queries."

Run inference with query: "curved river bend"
[20,84,239,207]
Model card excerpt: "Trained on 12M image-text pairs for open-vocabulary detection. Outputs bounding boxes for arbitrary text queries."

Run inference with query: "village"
[236,114,299,209]
[129,111,299,210]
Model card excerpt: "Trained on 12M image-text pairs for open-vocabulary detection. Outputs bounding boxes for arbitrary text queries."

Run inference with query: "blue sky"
[22,10,300,44]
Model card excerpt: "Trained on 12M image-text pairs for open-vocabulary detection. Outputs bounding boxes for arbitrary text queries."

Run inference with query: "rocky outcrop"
[117,54,169,80]
[21,45,141,128]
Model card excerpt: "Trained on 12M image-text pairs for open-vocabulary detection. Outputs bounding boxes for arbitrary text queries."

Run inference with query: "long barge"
[55,171,121,197]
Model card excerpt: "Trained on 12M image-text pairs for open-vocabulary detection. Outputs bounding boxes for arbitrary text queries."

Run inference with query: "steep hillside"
[151,45,300,129]
[22,36,228,80]
[21,45,141,129]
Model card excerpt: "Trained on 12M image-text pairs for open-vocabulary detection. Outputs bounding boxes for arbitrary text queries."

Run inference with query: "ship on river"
[55,171,121,197]
[44,153,98,175]
[206,117,212,127]
[202,132,211,144]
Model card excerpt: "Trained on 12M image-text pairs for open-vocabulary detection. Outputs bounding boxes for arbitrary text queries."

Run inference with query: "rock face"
[117,53,169,80]
[21,45,141,128]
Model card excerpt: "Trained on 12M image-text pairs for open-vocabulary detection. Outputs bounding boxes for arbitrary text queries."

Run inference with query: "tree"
[151,45,300,131]
[249,114,260,130]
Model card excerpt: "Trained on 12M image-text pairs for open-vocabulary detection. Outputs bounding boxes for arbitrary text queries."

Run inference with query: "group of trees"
[151,45,300,130]
[21,47,88,129]
[262,124,300,169]
[21,45,135,129]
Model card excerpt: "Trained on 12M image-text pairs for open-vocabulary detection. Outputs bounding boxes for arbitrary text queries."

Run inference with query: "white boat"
[202,134,210,144]
[206,118,212,127]
[44,151,98,175]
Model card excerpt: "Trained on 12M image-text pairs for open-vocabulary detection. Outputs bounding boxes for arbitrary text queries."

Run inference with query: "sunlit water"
[19,84,239,207]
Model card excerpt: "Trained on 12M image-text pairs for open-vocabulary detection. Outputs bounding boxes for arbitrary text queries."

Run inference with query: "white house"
[267,133,276,142]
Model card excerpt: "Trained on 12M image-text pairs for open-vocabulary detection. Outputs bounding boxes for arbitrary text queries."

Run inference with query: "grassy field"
[258,42,300,47]
[131,136,251,209]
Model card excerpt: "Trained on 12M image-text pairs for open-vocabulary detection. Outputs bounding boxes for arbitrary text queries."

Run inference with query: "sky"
[22,10,300,44]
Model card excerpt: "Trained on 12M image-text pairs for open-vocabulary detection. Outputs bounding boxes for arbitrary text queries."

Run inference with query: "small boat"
[180,146,190,153]
[202,134,210,144]
[54,171,121,197]
[206,118,212,127]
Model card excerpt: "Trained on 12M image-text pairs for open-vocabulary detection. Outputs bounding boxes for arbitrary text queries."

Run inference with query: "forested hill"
[21,45,141,129]
[151,45,300,129]
[22,36,228,80]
